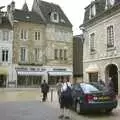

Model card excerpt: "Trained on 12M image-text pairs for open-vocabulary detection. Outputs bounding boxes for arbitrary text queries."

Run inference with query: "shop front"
[47,68,72,85]
[0,67,8,88]
[16,67,45,88]
[85,64,99,82]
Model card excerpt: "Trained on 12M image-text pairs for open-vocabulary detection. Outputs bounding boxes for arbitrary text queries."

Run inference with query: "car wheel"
[76,102,82,114]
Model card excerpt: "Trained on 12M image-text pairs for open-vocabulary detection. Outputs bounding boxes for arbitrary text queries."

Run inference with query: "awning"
[85,64,99,73]
[0,67,8,75]
[48,71,72,76]
[17,71,45,76]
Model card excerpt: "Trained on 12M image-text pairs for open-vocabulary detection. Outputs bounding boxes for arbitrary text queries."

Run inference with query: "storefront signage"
[53,68,66,71]
[16,67,46,71]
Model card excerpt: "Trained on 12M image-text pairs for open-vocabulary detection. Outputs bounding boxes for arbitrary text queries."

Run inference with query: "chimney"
[7,5,11,12]
[0,12,2,24]
[11,1,15,11]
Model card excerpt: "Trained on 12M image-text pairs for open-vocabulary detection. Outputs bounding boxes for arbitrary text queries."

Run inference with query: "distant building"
[7,0,73,87]
[0,10,13,87]
[73,35,83,83]
[81,0,120,94]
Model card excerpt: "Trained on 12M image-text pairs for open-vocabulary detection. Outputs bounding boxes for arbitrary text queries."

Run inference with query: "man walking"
[41,80,49,102]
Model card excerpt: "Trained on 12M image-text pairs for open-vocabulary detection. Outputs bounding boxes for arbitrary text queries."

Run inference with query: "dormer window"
[50,11,59,23]
[105,0,115,9]
[54,13,57,20]
[89,4,96,19]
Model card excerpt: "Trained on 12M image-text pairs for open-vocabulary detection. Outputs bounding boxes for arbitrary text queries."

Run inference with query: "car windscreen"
[80,83,101,94]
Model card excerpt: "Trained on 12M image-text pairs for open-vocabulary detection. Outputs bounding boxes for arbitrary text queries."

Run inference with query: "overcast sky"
[0,0,91,35]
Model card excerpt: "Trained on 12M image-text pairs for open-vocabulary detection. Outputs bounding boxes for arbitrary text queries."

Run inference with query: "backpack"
[61,83,72,97]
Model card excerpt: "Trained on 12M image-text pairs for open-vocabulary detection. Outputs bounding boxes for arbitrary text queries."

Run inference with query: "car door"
[72,84,82,105]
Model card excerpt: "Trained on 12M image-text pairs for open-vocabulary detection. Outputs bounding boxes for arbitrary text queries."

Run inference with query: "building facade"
[7,0,73,87]
[32,0,73,85]
[81,0,120,94]
[0,10,13,87]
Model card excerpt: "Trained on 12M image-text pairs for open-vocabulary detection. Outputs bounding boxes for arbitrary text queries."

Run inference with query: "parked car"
[71,82,118,114]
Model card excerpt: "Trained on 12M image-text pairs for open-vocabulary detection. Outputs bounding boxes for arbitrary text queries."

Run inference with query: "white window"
[105,0,115,9]
[90,33,95,52]
[20,29,28,40]
[89,4,96,19]
[2,49,8,62]
[59,49,63,60]
[3,31,9,41]
[54,49,58,60]
[35,32,40,40]
[20,47,26,62]
[54,13,57,20]
[51,12,59,23]
[107,25,114,48]
[64,49,67,60]
[34,48,40,61]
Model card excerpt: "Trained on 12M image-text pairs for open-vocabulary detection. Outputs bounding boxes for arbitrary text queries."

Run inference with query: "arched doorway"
[105,64,118,94]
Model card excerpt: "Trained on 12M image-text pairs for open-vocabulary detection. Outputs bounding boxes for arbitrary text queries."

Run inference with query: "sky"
[0,0,91,35]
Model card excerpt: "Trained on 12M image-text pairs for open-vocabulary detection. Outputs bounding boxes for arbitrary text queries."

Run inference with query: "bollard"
[51,88,53,102]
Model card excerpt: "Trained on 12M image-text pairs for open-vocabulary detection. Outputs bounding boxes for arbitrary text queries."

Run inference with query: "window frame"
[35,31,40,40]
[20,47,26,62]
[34,48,40,62]
[90,33,95,53]
[107,25,114,48]
[20,29,28,40]
[3,31,9,41]
[2,49,8,62]
[54,49,58,60]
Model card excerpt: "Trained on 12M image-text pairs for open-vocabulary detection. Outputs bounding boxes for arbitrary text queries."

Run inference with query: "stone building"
[32,0,73,85]
[7,0,73,87]
[0,8,13,87]
[81,0,120,94]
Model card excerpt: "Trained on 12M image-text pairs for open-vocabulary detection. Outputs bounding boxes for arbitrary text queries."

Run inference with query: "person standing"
[56,79,63,103]
[41,80,49,102]
[106,77,115,95]
[59,79,72,119]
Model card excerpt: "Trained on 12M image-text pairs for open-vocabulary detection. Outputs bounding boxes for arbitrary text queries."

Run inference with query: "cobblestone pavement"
[0,89,120,120]
[0,101,60,120]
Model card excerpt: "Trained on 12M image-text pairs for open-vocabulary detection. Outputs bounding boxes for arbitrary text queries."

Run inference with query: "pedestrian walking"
[41,80,49,102]
[58,78,72,119]
[56,79,63,103]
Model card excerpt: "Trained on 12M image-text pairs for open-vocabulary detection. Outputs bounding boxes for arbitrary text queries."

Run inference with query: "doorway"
[105,64,118,94]
[0,75,7,87]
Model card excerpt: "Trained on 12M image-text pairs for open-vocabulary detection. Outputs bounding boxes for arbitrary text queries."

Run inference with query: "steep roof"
[82,0,120,27]
[0,16,12,29]
[32,0,72,27]
[22,2,29,12]
[13,9,45,24]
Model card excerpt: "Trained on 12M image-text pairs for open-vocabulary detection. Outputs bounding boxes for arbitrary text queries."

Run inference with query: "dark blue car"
[71,82,118,114]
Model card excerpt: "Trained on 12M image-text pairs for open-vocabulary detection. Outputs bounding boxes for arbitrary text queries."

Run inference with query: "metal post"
[51,88,53,102]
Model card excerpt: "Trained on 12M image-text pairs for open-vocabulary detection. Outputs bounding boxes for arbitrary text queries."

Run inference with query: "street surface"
[0,89,120,120]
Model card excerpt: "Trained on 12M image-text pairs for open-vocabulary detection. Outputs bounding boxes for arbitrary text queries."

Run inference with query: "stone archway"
[105,64,118,94]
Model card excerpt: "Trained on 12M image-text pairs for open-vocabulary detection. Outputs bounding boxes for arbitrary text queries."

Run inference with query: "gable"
[32,0,72,27]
